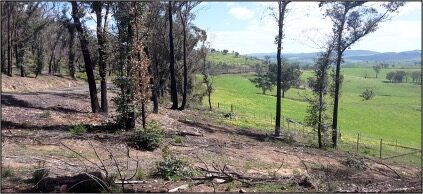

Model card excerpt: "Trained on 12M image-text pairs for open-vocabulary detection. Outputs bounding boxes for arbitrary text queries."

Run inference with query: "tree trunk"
[125,12,135,130]
[275,1,288,137]
[317,77,324,149]
[94,2,108,114]
[141,102,146,129]
[48,30,63,76]
[151,54,159,114]
[68,25,76,79]
[332,8,348,149]
[282,90,285,98]
[208,92,212,111]
[168,1,178,109]
[179,11,188,110]
[7,2,12,76]
[71,1,100,113]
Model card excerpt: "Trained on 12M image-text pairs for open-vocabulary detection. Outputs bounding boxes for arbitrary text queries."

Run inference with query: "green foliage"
[1,168,13,178]
[249,71,273,95]
[40,110,51,118]
[386,70,411,83]
[359,89,375,100]
[32,168,49,182]
[372,65,381,78]
[268,62,302,97]
[223,112,236,119]
[68,124,87,135]
[153,146,193,181]
[173,135,185,144]
[112,76,136,129]
[128,121,164,151]
[135,169,150,180]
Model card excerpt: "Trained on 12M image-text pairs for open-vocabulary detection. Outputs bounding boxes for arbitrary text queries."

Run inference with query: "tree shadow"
[178,119,269,142]
[1,120,119,133]
[1,94,87,114]
[22,172,108,193]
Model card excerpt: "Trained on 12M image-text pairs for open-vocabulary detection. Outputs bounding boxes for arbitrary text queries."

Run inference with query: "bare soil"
[1,76,421,192]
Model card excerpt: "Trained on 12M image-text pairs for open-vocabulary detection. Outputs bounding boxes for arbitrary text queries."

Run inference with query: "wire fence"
[211,101,421,167]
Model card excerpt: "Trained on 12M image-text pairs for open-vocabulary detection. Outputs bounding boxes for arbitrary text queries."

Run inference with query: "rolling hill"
[247,50,421,65]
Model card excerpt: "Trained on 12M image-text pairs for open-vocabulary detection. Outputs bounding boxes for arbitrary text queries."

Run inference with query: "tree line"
[1,1,211,129]
[1,1,405,150]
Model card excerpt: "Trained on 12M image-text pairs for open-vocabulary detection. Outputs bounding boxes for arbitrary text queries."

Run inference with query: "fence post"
[287,119,290,131]
[218,103,220,109]
[395,139,398,151]
[380,139,383,159]
[231,104,233,112]
[356,133,360,153]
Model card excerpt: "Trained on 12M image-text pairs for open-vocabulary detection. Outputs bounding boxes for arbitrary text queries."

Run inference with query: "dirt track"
[1,80,421,192]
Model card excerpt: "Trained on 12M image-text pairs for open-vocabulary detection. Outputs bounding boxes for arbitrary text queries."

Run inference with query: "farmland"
[208,67,421,164]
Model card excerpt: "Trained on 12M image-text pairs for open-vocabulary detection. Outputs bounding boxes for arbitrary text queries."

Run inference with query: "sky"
[192,1,422,54]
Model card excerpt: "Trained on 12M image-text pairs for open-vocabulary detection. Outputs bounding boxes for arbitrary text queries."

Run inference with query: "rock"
[298,175,315,189]
[239,189,247,193]
[213,178,226,184]
[168,184,189,192]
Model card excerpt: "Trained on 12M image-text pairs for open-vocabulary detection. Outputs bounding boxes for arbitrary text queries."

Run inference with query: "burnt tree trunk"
[179,10,188,110]
[168,1,178,109]
[71,1,100,113]
[275,1,289,137]
[93,2,108,114]
[67,24,76,79]
[7,2,12,76]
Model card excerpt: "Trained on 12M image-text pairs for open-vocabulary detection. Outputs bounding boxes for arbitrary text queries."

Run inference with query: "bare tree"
[178,1,200,110]
[168,1,178,109]
[92,2,110,114]
[274,1,290,137]
[71,1,100,113]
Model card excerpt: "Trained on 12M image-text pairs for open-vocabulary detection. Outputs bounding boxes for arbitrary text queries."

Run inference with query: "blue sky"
[192,2,422,54]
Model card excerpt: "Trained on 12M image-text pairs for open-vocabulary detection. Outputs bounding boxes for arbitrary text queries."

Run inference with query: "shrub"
[40,110,51,118]
[68,124,87,135]
[153,146,193,181]
[223,112,236,119]
[128,121,164,151]
[341,155,368,170]
[1,168,13,178]
[173,135,185,144]
[32,168,49,182]
[359,89,375,100]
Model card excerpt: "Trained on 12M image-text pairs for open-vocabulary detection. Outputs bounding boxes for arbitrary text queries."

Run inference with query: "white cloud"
[206,2,421,54]
[229,7,255,20]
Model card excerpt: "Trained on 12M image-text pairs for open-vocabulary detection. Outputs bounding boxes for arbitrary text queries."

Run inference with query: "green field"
[207,52,263,67]
[206,67,421,165]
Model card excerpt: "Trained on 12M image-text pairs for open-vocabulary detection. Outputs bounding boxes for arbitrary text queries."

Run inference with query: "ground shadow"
[23,172,108,193]
[179,119,269,142]
[1,120,120,133]
[1,94,86,114]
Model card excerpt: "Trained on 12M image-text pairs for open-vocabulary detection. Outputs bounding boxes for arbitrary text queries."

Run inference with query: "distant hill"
[246,50,421,65]
[207,51,263,67]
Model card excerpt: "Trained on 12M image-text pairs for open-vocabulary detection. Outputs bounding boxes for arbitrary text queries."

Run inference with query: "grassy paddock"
[206,67,421,166]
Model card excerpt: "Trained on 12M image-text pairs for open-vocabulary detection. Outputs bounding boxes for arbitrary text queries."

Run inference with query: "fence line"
[211,101,421,165]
